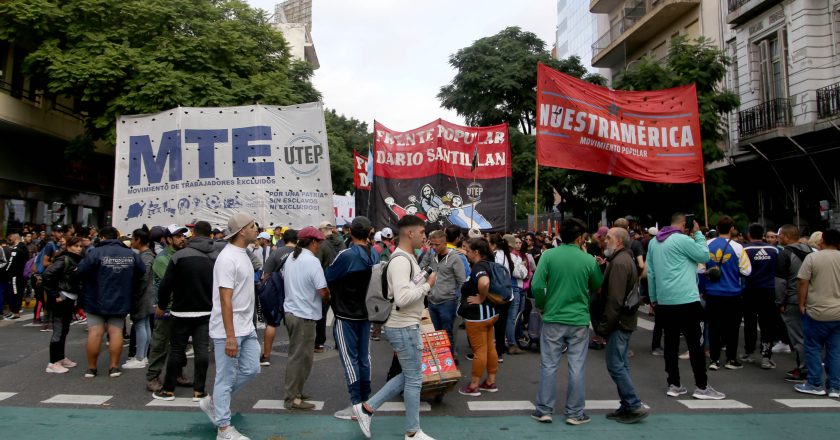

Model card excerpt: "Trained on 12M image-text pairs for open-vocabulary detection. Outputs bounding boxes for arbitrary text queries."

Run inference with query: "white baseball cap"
[257,232,271,240]
[374,231,383,242]
[381,227,394,239]
[647,227,659,235]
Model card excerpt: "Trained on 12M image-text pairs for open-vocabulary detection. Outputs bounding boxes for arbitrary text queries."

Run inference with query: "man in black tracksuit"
[153,221,219,401]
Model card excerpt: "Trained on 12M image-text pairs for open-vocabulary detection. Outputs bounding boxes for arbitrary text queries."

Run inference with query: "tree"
[438,26,607,219]
[324,109,372,195]
[0,0,320,156]
[438,27,605,135]
[611,36,742,222]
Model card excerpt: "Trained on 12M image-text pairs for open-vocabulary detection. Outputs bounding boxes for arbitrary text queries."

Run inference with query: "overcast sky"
[246,0,557,132]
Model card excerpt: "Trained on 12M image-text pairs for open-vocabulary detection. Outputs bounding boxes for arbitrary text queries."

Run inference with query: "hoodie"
[158,236,220,315]
[646,229,709,305]
[775,242,813,306]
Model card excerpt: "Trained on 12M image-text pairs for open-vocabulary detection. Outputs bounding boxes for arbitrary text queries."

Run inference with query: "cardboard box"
[422,331,451,350]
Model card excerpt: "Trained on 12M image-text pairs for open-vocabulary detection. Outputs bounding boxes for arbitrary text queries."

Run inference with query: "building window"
[685,19,700,38]
[755,29,788,103]
[728,40,739,96]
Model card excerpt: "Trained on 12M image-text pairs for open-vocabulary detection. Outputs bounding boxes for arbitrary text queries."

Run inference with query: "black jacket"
[3,242,29,280]
[158,236,219,314]
[42,252,83,298]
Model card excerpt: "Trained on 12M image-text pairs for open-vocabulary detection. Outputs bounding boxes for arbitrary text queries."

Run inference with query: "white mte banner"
[113,102,334,232]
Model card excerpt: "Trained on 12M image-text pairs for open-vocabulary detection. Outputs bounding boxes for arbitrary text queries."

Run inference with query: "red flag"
[536,63,704,184]
[353,151,370,189]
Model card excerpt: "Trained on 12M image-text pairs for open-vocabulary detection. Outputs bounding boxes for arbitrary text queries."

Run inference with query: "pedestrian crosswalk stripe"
[775,399,840,408]
[467,401,534,411]
[379,402,431,412]
[636,317,654,331]
[253,400,325,411]
[42,394,112,405]
[146,398,199,407]
[0,392,17,402]
[677,399,751,409]
[585,400,650,410]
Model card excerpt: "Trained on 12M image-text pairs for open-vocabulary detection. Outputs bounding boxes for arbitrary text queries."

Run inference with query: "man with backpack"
[705,215,752,371]
[531,218,603,425]
[595,228,647,424]
[353,215,437,440]
[776,224,813,382]
[259,228,297,366]
[326,217,379,421]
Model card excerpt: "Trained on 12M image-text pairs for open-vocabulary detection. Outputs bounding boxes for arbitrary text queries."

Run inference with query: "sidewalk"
[0,406,829,439]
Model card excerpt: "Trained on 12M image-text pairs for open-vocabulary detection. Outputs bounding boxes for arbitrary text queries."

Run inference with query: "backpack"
[23,256,36,280]
[487,262,513,304]
[257,254,290,326]
[622,282,641,313]
[365,253,413,323]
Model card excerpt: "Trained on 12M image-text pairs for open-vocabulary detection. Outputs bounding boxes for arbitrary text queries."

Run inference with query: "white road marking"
[636,317,654,331]
[42,394,112,405]
[775,399,840,408]
[467,400,534,411]
[0,392,17,401]
[379,402,431,412]
[252,400,325,411]
[585,400,650,410]
[677,399,751,409]
[146,398,199,407]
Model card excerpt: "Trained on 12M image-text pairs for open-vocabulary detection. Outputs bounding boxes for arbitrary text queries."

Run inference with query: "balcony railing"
[737,98,791,138]
[728,0,750,12]
[817,82,840,119]
[592,0,647,60]
[0,79,42,106]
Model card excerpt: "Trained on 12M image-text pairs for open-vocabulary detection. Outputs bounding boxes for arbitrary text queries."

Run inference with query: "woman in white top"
[490,234,527,359]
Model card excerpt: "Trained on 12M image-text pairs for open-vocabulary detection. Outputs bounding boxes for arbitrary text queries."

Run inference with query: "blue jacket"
[326,243,379,321]
[743,241,778,290]
[705,238,752,296]
[77,239,146,316]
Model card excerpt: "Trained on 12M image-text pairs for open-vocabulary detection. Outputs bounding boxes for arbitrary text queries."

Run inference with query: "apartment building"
[0,43,113,235]
[725,0,840,230]
[589,0,726,82]
[273,0,319,69]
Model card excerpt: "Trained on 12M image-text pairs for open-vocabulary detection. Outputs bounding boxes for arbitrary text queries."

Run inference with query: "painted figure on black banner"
[383,183,492,230]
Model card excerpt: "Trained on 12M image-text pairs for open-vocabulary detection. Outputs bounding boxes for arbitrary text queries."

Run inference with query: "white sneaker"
[59,358,78,368]
[772,342,791,353]
[122,358,147,369]
[353,403,371,438]
[216,425,250,440]
[406,429,435,440]
[334,406,356,420]
[46,363,69,374]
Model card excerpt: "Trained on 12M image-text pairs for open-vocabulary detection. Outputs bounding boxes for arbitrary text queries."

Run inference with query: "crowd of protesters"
[1,212,839,440]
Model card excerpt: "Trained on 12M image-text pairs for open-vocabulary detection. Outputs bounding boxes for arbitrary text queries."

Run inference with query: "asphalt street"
[0,305,838,439]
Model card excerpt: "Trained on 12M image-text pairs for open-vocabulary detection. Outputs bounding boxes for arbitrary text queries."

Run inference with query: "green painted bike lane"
[0,407,834,439]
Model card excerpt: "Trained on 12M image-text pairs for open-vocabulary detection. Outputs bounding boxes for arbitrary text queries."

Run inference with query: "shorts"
[86,313,127,328]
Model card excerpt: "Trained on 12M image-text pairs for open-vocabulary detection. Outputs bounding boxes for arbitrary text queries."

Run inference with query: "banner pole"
[702,181,709,227]
[533,154,539,232]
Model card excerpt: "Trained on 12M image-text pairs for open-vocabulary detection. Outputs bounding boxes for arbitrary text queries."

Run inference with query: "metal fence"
[737,98,791,138]
[817,82,840,119]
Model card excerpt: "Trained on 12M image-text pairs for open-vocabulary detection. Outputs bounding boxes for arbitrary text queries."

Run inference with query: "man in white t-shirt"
[200,212,259,440]
[282,226,330,410]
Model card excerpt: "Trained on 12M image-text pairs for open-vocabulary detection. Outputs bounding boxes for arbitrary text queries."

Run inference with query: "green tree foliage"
[0,0,320,156]
[438,26,606,219]
[324,109,372,195]
[611,36,741,222]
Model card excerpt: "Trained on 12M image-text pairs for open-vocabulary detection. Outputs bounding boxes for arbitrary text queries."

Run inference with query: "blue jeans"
[606,330,642,411]
[334,318,372,405]
[535,323,588,418]
[132,316,151,359]
[802,313,840,389]
[506,286,522,347]
[211,331,260,428]
[367,325,423,433]
[428,299,458,355]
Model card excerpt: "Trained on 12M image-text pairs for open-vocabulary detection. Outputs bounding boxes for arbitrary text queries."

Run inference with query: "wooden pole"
[533,155,539,232]
[702,181,709,228]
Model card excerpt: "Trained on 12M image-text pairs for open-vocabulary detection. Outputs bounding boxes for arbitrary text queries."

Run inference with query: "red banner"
[536,63,704,184]
[374,120,510,180]
[353,150,370,189]
[372,119,512,231]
